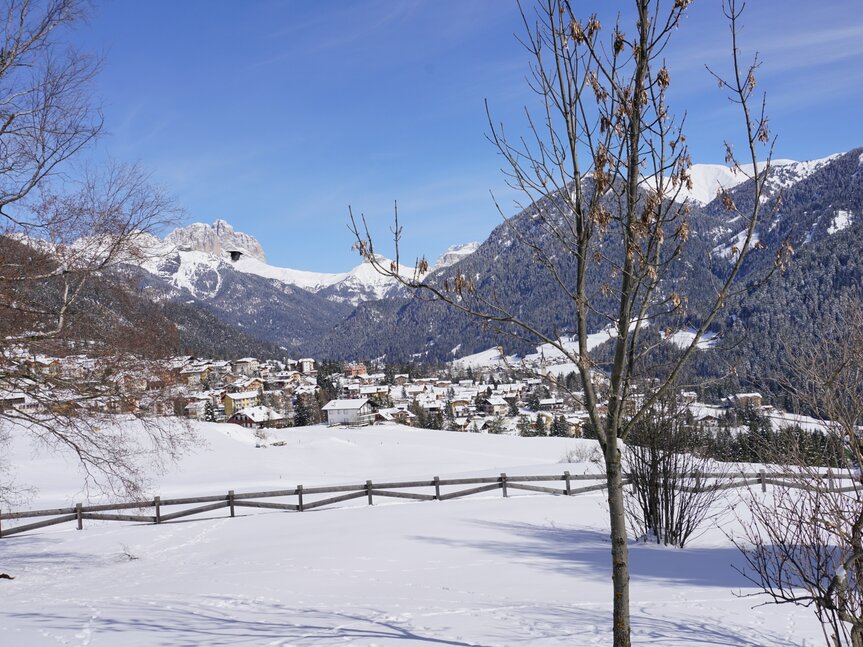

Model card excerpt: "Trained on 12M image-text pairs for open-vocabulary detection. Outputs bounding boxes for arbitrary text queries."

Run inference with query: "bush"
[624,400,728,548]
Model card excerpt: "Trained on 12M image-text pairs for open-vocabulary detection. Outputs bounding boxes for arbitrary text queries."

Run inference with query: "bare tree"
[624,393,728,548]
[349,1,779,644]
[0,1,191,502]
[735,302,863,647]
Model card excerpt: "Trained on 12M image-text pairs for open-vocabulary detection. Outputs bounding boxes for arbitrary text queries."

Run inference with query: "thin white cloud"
[669,7,863,81]
[248,1,420,71]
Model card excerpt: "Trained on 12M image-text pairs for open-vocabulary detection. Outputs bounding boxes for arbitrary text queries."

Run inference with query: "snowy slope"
[669,154,842,206]
[450,346,520,369]
[433,242,480,271]
[665,327,719,350]
[452,325,626,370]
[827,209,853,235]
[230,252,348,291]
[764,154,842,192]
[675,163,749,205]
[0,421,824,646]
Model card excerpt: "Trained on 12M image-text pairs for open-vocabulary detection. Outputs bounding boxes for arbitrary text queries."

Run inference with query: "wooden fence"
[0,469,857,539]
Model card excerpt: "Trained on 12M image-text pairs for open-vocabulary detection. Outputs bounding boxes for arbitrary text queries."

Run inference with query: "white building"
[232,357,259,376]
[322,398,374,426]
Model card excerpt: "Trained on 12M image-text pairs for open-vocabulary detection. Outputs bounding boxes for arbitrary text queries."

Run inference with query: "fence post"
[297,485,304,512]
[76,503,83,530]
[500,473,508,498]
[694,470,702,491]
[564,471,571,496]
[433,476,441,501]
[827,469,834,491]
[366,480,373,506]
[154,496,161,524]
[759,470,766,493]
[228,490,235,518]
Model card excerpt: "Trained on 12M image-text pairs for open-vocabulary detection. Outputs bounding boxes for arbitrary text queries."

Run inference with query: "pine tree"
[427,411,443,430]
[508,399,519,416]
[517,415,535,437]
[294,397,311,427]
[409,402,428,428]
[535,413,547,436]
[550,415,568,437]
[487,415,505,435]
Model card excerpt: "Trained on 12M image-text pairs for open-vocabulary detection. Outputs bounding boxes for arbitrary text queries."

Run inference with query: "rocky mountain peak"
[165,220,267,263]
[434,242,480,270]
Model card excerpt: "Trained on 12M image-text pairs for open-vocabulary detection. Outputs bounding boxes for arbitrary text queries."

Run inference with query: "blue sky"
[73,1,863,271]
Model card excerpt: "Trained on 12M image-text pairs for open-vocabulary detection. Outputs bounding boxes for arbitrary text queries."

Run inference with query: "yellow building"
[223,390,261,418]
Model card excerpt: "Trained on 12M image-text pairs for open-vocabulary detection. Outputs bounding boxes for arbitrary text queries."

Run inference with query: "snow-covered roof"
[225,391,260,400]
[322,398,370,411]
[180,365,208,374]
[232,376,262,386]
[375,407,414,421]
[233,405,284,423]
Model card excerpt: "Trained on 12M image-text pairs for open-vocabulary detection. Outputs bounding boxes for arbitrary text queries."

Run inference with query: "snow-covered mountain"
[433,242,480,270]
[230,253,424,305]
[701,150,859,257]
[111,148,861,365]
[312,147,863,365]
[672,153,844,206]
[138,220,468,307]
[166,219,267,263]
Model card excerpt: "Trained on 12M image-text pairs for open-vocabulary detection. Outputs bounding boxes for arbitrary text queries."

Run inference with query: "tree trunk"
[606,436,631,647]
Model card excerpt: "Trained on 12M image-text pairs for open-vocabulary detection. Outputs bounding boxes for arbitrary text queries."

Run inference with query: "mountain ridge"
[113,148,861,386]
[139,221,462,307]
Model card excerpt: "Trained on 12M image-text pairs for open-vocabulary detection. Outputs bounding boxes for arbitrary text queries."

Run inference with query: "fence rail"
[0,469,857,539]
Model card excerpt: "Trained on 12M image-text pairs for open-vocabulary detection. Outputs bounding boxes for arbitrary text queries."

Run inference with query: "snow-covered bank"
[4,422,594,508]
[0,421,823,645]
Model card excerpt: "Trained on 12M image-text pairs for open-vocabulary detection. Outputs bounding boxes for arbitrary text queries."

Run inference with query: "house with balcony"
[223,390,261,418]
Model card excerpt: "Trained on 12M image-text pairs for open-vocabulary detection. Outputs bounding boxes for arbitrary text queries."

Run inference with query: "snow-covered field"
[1,423,822,645]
